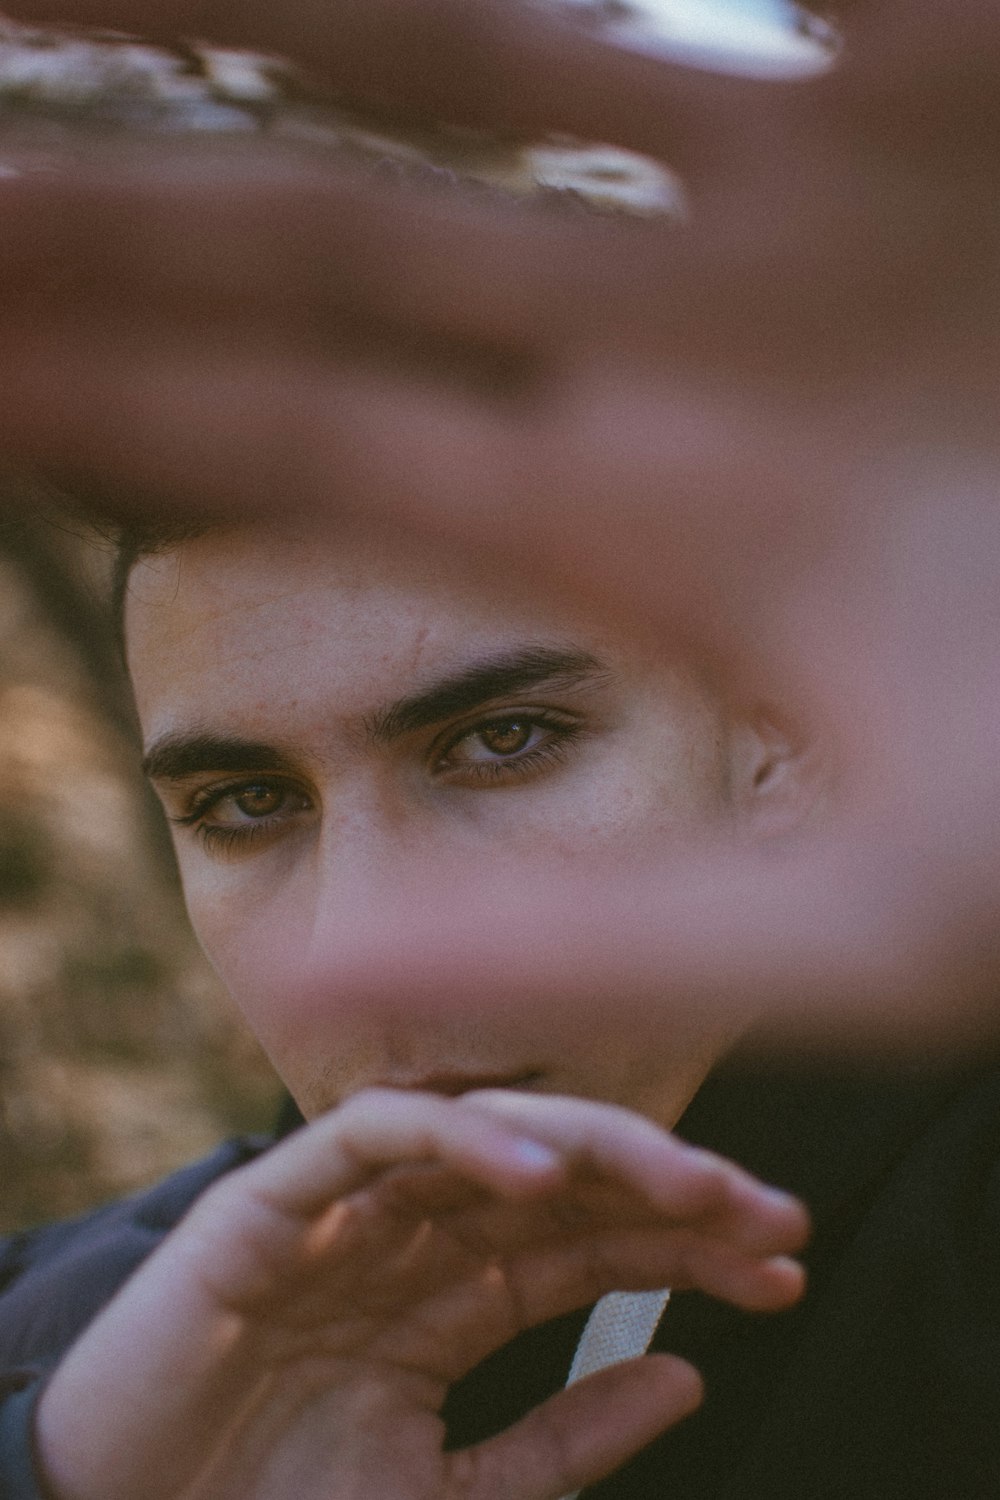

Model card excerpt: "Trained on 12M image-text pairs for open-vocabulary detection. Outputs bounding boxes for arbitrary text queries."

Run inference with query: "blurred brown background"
[0,488,281,1232]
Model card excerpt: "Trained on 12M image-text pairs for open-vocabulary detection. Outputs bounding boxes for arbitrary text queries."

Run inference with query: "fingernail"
[762,1185,805,1213]
[538,0,840,79]
[769,1254,807,1288]
[512,1138,562,1170]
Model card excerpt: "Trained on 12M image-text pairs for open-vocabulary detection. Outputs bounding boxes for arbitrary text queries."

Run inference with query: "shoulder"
[0,1135,272,1375]
[889,1058,1000,1252]
[751,1061,1000,1496]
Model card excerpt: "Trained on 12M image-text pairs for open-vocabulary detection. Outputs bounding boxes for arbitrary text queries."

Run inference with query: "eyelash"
[432,711,583,784]
[169,778,311,855]
[169,713,583,855]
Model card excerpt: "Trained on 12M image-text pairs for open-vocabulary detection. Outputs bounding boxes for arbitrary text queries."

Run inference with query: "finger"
[12,0,804,164]
[0,325,545,528]
[438,1175,807,1266]
[175,1092,570,1309]
[423,1224,804,1353]
[232,1088,569,1220]
[665,1241,805,1311]
[0,164,632,356]
[307,827,1000,1053]
[364,1161,495,1220]
[178,1092,564,1268]
[831,0,1000,109]
[10,0,989,361]
[459,1090,808,1253]
[485,1224,805,1323]
[0,318,826,655]
[0,132,911,395]
[459,1354,702,1500]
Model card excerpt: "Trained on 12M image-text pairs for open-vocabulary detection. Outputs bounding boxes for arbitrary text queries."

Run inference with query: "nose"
[286,800,450,1002]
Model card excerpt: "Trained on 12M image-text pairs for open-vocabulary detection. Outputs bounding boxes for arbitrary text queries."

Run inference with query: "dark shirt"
[2,1056,999,1498]
[443,1052,1000,1498]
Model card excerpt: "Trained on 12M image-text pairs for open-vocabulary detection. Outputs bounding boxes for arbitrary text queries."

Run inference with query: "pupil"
[236,785,280,816]
[481,722,531,756]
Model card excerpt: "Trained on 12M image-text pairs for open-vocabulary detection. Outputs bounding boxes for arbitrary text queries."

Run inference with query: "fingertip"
[704,1168,812,1257]
[748,1254,808,1311]
[473,1131,567,1196]
[753,1186,812,1254]
[647,1352,704,1420]
[762,1184,811,1230]
[774,1253,808,1299]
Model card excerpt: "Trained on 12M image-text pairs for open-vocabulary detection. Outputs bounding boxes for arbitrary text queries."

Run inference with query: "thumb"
[460,1353,703,1500]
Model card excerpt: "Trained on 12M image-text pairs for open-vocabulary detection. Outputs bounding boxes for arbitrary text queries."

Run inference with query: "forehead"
[124,523,661,733]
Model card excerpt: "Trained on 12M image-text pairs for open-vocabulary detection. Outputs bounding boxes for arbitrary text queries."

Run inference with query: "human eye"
[168,776,314,856]
[432,710,583,787]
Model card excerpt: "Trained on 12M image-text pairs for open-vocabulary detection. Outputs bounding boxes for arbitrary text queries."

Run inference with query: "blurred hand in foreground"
[0,0,998,1041]
[35,1089,806,1500]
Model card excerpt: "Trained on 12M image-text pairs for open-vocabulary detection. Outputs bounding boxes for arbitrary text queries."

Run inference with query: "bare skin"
[4,5,994,1493]
[36,1089,807,1500]
[1,0,998,1041]
[124,522,801,1122]
[29,519,814,1500]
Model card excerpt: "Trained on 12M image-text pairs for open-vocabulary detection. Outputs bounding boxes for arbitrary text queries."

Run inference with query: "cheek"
[179,863,308,1043]
[622,700,731,829]
[479,740,726,852]
[192,903,339,1097]
[177,855,414,1098]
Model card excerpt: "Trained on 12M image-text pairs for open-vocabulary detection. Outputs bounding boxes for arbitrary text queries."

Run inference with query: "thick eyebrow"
[365,646,608,744]
[142,733,297,783]
[141,646,608,781]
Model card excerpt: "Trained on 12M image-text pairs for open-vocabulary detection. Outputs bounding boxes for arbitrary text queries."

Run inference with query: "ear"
[727,708,822,836]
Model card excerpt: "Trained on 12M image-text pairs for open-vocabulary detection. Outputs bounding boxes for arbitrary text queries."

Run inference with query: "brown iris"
[478,721,533,756]
[233,784,284,817]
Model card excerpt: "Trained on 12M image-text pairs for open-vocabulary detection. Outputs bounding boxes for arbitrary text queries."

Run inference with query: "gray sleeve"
[0,1374,51,1500]
[0,1136,273,1500]
[0,1138,270,1372]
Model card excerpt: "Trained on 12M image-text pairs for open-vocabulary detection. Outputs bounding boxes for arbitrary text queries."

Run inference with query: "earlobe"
[728,710,821,835]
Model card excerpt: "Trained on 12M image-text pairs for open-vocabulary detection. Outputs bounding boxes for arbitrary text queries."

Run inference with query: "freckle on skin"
[131,523,748,1124]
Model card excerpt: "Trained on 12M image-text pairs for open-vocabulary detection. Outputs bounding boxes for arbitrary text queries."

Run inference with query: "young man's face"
[126,523,779,1128]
